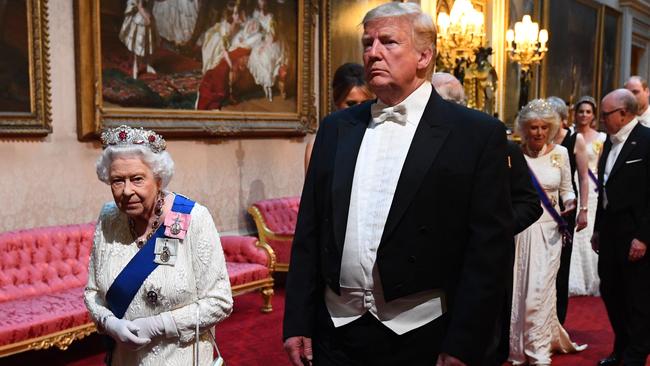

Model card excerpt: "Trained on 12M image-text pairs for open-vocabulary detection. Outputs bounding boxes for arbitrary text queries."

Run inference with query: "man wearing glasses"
[592,89,650,366]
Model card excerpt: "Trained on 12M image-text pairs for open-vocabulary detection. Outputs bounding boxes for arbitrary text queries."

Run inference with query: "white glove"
[104,316,151,349]
[131,315,165,340]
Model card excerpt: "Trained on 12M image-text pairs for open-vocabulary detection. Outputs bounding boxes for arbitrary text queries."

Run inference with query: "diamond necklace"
[128,191,165,248]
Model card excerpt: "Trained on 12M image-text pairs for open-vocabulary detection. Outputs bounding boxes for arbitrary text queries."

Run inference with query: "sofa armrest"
[220,236,276,271]
[248,196,300,240]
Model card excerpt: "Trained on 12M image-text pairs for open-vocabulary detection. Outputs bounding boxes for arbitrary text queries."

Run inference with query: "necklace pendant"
[136,239,145,249]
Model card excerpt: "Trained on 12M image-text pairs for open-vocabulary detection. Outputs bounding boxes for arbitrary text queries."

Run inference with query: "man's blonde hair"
[362,2,437,79]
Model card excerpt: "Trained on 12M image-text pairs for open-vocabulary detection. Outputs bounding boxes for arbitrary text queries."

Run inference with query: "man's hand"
[629,239,647,262]
[591,232,600,253]
[284,336,313,366]
[436,353,466,366]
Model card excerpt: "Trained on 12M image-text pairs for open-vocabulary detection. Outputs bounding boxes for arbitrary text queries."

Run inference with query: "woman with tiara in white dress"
[569,96,606,296]
[509,99,587,365]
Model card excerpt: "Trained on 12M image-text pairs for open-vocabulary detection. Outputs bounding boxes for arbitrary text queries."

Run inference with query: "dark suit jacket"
[283,89,514,364]
[507,141,542,234]
[595,123,650,246]
[560,130,579,199]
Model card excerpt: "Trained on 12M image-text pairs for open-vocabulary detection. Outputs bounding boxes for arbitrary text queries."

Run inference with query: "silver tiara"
[519,99,556,117]
[100,125,166,153]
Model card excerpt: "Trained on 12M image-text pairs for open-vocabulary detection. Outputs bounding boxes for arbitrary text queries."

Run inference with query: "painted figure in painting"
[198,0,288,109]
[152,0,199,47]
[197,47,251,110]
[197,2,250,110]
[201,1,242,74]
[119,0,157,79]
[247,0,287,101]
[102,0,296,111]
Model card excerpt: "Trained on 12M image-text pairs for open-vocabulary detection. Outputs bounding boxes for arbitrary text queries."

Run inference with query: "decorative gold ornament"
[436,0,486,70]
[505,15,549,72]
[592,140,603,155]
[551,153,562,168]
[463,47,498,115]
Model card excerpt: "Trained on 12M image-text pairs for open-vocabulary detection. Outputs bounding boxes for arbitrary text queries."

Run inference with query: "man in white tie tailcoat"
[283,3,513,366]
[593,89,650,366]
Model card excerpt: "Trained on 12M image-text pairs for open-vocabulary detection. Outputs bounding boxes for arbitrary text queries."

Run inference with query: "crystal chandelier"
[436,0,486,71]
[505,15,549,72]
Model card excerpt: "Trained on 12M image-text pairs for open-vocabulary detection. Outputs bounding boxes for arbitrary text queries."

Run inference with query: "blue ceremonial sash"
[527,167,572,243]
[587,169,600,192]
[106,194,196,319]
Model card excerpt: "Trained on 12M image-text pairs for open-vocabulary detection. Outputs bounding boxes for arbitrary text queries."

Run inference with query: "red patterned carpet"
[545,296,649,366]
[3,289,649,365]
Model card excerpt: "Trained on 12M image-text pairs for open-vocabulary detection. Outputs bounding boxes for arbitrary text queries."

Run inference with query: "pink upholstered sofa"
[0,223,96,358]
[221,235,275,312]
[0,224,275,358]
[248,196,300,272]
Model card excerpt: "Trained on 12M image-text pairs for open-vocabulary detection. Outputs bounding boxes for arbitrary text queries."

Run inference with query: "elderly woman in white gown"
[509,99,587,365]
[84,125,232,366]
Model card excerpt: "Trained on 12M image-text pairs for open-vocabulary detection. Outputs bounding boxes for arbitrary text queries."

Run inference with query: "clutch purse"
[194,306,225,366]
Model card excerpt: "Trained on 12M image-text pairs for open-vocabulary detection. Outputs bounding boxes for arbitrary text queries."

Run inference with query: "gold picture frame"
[0,0,52,136]
[74,0,316,139]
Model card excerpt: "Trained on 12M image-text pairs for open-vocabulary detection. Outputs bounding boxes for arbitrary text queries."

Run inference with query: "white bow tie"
[371,103,408,125]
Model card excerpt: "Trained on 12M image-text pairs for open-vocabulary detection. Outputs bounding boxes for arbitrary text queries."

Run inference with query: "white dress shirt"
[325,82,445,335]
[638,107,650,127]
[603,118,638,207]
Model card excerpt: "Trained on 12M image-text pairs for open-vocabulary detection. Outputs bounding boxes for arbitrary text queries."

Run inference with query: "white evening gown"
[568,132,606,296]
[119,0,156,58]
[84,199,233,366]
[152,0,198,46]
[201,19,238,74]
[509,145,587,365]
[247,10,285,94]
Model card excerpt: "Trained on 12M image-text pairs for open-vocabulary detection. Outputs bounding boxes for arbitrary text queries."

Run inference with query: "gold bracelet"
[579,206,588,211]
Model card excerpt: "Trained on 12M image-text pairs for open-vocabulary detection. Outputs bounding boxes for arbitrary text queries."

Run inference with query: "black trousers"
[484,246,516,366]
[313,301,448,366]
[599,212,650,366]
[556,212,575,324]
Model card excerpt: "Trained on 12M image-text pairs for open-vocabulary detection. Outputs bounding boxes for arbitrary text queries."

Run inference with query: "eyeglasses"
[600,107,625,118]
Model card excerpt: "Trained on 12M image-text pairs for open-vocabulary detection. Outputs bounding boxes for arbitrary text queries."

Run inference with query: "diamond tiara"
[100,125,166,153]
[519,99,556,117]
